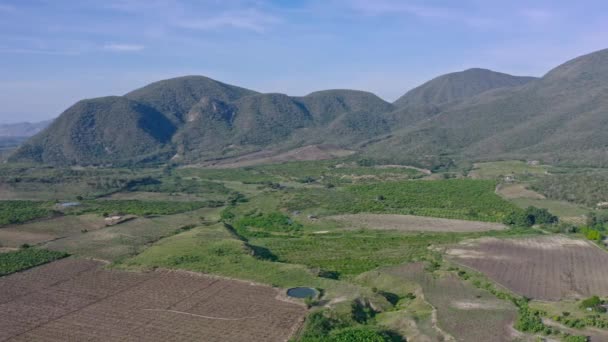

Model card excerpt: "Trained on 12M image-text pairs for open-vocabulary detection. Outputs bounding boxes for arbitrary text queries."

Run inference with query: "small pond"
[286,287,318,299]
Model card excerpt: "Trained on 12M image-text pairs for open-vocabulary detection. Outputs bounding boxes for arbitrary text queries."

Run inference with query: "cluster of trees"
[298,310,396,342]
[503,206,558,227]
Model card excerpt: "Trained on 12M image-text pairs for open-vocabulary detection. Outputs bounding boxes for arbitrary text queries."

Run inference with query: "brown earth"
[447,235,608,300]
[384,262,519,342]
[496,184,545,199]
[329,214,506,232]
[0,259,305,342]
[194,145,355,169]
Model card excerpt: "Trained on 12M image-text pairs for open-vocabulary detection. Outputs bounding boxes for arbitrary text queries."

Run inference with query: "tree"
[329,327,391,342]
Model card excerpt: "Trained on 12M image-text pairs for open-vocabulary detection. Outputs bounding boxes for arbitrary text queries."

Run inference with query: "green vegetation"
[531,171,608,207]
[127,175,231,195]
[233,212,302,238]
[579,296,606,312]
[470,160,550,179]
[0,248,68,276]
[121,223,326,288]
[580,226,604,241]
[503,206,558,227]
[0,200,54,225]
[76,200,221,216]
[288,179,519,222]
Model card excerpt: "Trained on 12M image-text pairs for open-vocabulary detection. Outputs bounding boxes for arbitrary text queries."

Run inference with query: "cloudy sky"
[1,0,607,123]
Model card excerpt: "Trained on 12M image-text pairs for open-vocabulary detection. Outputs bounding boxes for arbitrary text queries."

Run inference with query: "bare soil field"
[199,145,355,169]
[42,208,216,261]
[496,184,545,199]
[103,191,207,202]
[0,258,305,342]
[383,262,519,342]
[0,214,106,247]
[447,235,608,300]
[329,214,506,232]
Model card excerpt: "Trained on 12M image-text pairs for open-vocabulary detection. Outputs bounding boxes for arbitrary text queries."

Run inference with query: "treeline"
[503,206,558,227]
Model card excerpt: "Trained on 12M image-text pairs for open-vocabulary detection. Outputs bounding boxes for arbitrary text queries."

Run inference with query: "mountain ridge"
[10,48,608,168]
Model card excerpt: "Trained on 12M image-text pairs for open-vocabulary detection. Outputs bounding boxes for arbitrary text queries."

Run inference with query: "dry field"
[200,145,355,169]
[496,184,545,200]
[447,235,608,300]
[383,262,519,342]
[329,214,506,233]
[0,214,106,247]
[0,258,305,342]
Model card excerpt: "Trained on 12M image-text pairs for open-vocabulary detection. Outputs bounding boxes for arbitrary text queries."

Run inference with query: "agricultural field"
[469,160,550,179]
[380,262,521,342]
[42,208,219,261]
[0,258,305,342]
[447,235,608,300]
[0,248,67,276]
[287,179,520,222]
[328,214,506,233]
[2,160,608,341]
[0,200,55,226]
[0,214,107,247]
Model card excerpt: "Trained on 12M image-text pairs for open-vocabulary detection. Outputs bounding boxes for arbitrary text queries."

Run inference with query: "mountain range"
[9,48,608,168]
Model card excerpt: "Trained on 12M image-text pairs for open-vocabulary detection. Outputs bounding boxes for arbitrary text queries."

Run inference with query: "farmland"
[287,179,520,222]
[1,159,608,341]
[447,236,608,300]
[328,214,506,232]
[0,259,305,342]
[0,248,67,276]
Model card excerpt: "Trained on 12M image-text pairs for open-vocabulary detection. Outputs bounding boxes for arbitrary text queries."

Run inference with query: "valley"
[2,47,608,341]
[1,155,608,341]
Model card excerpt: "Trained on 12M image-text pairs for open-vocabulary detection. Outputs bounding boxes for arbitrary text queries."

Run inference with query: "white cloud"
[520,8,556,21]
[103,43,145,52]
[177,9,280,33]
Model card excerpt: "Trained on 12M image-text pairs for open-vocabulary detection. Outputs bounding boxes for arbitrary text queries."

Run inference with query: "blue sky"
[1,0,607,123]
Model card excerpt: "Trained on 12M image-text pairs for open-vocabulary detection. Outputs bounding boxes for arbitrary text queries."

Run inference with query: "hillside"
[365,48,608,168]
[12,97,176,165]
[0,120,52,138]
[393,68,536,109]
[9,48,608,167]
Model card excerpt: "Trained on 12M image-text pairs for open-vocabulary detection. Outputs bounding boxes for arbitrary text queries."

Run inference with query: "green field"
[0,200,54,226]
[287,179,519,222]
[0,248,68,276]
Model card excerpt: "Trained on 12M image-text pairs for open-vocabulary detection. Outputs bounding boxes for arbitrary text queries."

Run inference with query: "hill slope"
[393,68,536,108]
[365,49,608,168]
[10,48,608,167]
[11,97,176,165]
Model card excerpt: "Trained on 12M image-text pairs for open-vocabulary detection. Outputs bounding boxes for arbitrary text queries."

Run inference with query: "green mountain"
[125,76,258,124]
[12,97,176,165]
[10,48,608,167]
[393,68,537,108]
[365,48,608,168]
